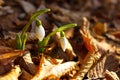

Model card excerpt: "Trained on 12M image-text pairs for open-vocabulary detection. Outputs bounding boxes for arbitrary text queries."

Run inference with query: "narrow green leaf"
[30,9,50,21]
[43,23,77,46]
[21,33,27,50]
[15,34,22,49]
[22,8,50,34]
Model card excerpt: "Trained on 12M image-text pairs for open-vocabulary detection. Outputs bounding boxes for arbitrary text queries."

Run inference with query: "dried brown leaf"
[0,46,13,54]
[49,3,90,25]
[105,55,119,73]
[74,17,102,79]
[80,18,97,52]
[0,50,24,75]
[105,31,120,44]
[19,69,33,80]
[87,53,107,79]
[32,55,78,80]
[80,17,116,53]
[17,51,37,75]
[105,70,119,80]
[0,50,24,60]
[114,48,120,61]
[92,22,107,35]
[0,65,21,80]
[74,51,101,80]
[50,58,63,65]
[15,0,36,14]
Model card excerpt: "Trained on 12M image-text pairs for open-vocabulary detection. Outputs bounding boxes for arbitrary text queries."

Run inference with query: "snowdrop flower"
[59,31,67,52]
[36,19,45,41]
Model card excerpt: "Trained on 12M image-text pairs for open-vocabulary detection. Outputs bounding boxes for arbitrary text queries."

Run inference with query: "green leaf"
[15,34,22,49]
[21,33,27,50]
[30,9,50,22]
[43,23,77,46]
[22,8,50,34]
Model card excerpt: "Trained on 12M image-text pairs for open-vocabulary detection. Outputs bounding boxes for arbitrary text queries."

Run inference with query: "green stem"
[60,31,65,37]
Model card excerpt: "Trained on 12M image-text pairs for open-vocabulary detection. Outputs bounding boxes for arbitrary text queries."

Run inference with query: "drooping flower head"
[60,31,67,52]
[36,19,45,41]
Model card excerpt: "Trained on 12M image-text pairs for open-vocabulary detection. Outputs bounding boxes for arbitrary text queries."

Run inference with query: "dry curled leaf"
[114,48,120,61]
[17,51,37,75]
[0,65,21,80]
[105,31,120,44]
[19,69,33,80]
[80,17,116,53]
[0,49,24,75]
[76,17,120,79]
[92,22,107,35]
[74,51,101,80]
[105,55,119,74]
[74,18,102,79]
[105,70,120,80]
[32,55,78,80]
[80,18,97,52]
[87,53,107,79]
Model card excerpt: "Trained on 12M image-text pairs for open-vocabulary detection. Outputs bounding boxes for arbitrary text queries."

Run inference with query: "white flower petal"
[60,37,67,51]
[36,25,45,41]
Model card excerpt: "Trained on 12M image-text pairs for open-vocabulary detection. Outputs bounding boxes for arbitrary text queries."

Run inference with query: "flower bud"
[36,19,45,41]
[59,31,67,51]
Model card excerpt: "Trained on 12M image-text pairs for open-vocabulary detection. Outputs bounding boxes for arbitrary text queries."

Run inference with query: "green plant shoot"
[15,8,50,50]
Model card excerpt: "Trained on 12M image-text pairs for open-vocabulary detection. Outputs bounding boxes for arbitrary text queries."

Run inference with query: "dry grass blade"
[0,65,21,80]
